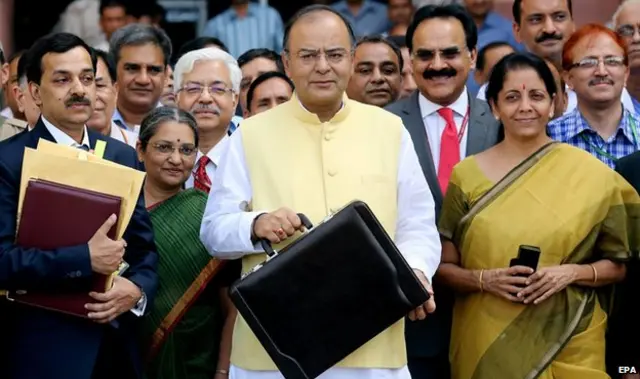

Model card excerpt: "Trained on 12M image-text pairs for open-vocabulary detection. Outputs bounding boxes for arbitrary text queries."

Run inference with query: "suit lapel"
[401,92,443,204]
[28,118,56,148]
[466,96,493,155]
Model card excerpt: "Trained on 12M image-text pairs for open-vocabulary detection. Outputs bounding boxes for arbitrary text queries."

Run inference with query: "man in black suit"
[385,5,500,378]
[0,33,158,379]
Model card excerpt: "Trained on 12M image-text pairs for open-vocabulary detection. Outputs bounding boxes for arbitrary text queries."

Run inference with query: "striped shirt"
[547,106,640,168]
[202,3,284,58]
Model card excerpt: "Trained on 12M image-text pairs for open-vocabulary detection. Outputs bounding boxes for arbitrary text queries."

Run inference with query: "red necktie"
[437,107,460,194]
[194,155,212,193]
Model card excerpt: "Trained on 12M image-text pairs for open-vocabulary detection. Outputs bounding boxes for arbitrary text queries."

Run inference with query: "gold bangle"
[216,369,229,376]
[479,269,485,292]
[589,264,598,284]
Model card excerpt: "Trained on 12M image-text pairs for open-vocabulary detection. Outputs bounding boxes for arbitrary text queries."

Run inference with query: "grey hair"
[173,47,242,93]
[138,106,199,150]
[613,0,640,28]
[109,23,173,67]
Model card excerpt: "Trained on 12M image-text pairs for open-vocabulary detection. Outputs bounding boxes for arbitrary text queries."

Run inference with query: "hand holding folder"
[3,138,146,318]
[87,214,126,276]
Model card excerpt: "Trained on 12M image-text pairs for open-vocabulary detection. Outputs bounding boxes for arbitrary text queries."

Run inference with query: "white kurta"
[200,128,441,379]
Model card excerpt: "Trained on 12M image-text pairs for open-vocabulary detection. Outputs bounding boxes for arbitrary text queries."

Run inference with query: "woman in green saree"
[136,107,239,379]
[436,53,640,379]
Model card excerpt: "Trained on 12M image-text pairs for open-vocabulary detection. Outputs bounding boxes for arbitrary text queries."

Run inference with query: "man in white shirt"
[386,5,500,379]
[174,47,240,193]
[0,32,157,379]
[200,5,439,379]
[87,48,137,147]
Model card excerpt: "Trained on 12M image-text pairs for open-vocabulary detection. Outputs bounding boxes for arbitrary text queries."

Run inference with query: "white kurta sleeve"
[199,130,269,259]
[394,128,442,282]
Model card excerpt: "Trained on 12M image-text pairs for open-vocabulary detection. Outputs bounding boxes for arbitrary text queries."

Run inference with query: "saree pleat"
[439,143,640,379]
[143,189,224,379]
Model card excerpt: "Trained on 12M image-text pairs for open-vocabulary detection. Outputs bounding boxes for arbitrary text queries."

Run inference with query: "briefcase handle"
[260,213,314,257]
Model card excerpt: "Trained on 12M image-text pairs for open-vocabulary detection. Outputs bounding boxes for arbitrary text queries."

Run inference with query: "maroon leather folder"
[10,179,122,318]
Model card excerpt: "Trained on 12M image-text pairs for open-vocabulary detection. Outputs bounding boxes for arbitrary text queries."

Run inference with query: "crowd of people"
[0,0,640,378]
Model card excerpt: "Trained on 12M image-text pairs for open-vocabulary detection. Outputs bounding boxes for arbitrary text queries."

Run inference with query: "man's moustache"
[192,105,221,115]
[65,97,91,107]
[422,69,457,79]
[535,32,563,43]
[589,77,615,86]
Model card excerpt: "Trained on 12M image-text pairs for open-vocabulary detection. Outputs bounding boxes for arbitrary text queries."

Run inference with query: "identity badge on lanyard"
[580,113,640,161]
[457,108,470,143]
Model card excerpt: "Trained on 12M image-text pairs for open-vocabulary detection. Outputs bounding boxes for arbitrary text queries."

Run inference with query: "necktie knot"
[198,155,211,167]
[437,107,455,126]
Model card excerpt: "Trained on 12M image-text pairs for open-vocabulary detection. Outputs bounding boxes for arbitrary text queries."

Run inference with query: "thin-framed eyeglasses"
[616,23,640,38]
[177,82,235,97]
[284,48,352,65]
[568,56,626,70]
[151,142,197,156]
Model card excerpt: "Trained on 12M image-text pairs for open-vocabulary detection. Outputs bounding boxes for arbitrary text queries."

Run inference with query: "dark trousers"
[408,355,451,379]
[91,327,138,379]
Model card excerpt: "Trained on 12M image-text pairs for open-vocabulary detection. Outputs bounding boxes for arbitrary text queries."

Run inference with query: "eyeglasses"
[569,56,626,70]
[285,48,351,65]
[151,142,197,156]
[412,47,466,62]
[177,83,234,97]
[616,23,640,38]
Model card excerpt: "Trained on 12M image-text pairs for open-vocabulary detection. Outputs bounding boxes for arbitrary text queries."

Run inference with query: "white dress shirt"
[109,122,138,148]
[419,88,470,169]
[185,135,230,190]
[199,125,441,379]
[476,83,635,115]
[42,116,91,149]
[42,116,146,316]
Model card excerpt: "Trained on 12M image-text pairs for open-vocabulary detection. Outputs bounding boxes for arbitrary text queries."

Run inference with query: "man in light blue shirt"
[462,0,523,97]
[202,0,284,59]
[463,0,523,51]
[332,0,390,37]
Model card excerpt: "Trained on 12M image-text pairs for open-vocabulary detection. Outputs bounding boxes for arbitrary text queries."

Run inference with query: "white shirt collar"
[419,87,469,120]
[196,135,230,168]
[41,116,91,148]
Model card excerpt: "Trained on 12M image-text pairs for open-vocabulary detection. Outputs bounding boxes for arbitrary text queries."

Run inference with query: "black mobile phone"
[516,245,541,272]
[509,245,541,297]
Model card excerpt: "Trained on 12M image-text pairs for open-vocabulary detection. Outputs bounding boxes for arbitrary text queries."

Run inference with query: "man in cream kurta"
[199,5,441,379]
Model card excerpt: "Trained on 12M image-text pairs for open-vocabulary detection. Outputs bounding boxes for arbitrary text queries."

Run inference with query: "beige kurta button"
[328,169,337,176]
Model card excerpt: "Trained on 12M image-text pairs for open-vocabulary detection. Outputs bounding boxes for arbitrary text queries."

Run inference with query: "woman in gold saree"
[437,53,640,379]
[135,107,238,379]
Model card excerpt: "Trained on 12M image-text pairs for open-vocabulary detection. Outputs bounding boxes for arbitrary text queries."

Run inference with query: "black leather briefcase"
[229,200,430,379]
